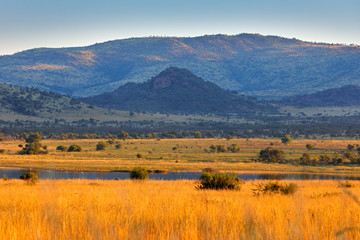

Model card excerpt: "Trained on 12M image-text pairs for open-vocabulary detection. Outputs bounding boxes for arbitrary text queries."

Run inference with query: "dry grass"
[1,138,360,174]
[0,179,359,239]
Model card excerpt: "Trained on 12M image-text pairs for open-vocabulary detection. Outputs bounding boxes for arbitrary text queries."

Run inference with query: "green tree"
[19,142,47,155]
[96,141,108,151]
[306,143,315,151]
[226,135,233,140]
[25,132,42,143]
[194,131,202,139]
[348,144,355,151]
[67,145,82,152]
[344,152,357,163]
[19,171,39,185]
[130,167,149,180]
[281,135,292,145]
[56,145,69,152]
[227,144,240,153]
[299,153,312,165]
[258,147,285,163]
[118,131,130,140]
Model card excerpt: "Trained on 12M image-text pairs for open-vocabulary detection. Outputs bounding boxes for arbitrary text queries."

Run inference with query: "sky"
[0,0,359,55]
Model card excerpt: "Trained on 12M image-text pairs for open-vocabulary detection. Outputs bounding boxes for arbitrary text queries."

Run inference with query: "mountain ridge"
[281,85,360,107]
[1,33,360,98]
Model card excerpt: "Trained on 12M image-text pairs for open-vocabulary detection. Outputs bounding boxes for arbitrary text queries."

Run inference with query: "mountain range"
[1,34,359,99]
[1,66,360,124]
[281,85,360,107]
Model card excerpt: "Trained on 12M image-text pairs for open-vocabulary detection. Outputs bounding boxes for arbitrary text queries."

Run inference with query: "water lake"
[1,168,360,181]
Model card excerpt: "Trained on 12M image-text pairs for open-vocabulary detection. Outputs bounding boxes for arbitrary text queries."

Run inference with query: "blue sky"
[1,0,359,55]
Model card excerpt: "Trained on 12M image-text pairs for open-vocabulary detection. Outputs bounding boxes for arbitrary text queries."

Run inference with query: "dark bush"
[96,141,108,151]
[0,149,5,153]
[281,135,292,144]
[19,143,48,155]
[115,144,122,149]
[343,180,353,188]
[136,153,143,158]
[67,144,82,152]
[298,153,312,165]
[252,181,298,195]
[130,167,149,180]
[19,171,39,185]
[227,144,240,153]
[306,143,315,151]
[258,147,285,163]
[25,132,42,143]
[209,144,227,153]
[202,168,218,173]
[197,172,244,190]
[56,145,69,152]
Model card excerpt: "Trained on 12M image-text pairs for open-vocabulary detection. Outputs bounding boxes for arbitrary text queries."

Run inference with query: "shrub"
[332,157,343,165]
[258,147,285,163]
[343,180,353,188]
[19,171,39,185]
[197,172,244,190]
[0,149,5,153]
[2,174,8,181]
[115,144,122,149]
[252,181,298,195]
[56,145,69,152]
[67,145,82,152]
[25,132,42,144]
[227,144,240,153]
[194,131,202,139]
[136,153,143,158]
[202,168,218,173]
[19,143,47,155]
[298,153,312,165]
[130,167,149,180]
[306,143,315,151]
[319,154,332,163]
[281,135,292,145]
[209,144,227,153]
[348,144,355,151]
[343,152,358,163]
[96,141,108,151]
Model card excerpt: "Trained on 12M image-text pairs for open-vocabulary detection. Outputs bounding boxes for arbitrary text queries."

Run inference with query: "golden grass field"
[0,179,359,239]
[1,138,360,174]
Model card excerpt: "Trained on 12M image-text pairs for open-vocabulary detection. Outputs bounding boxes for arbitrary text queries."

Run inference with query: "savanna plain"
[1,179,360,239]
[1,138,360,239]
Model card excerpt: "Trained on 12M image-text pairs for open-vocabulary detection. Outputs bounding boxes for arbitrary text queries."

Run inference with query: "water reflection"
[1,168,360,181]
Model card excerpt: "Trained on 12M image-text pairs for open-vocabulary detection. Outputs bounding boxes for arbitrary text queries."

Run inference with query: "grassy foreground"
[1,138,360,174]
[0,179,359,239]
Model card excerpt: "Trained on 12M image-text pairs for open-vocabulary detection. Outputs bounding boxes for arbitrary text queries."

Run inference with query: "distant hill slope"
[0,34,359,98]
[0,83,91,117]
[82,67,277,115]
[281,85,360,107]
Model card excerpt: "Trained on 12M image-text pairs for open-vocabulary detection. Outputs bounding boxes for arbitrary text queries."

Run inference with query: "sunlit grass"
[0,179,359,239]
[0,138,360,174]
